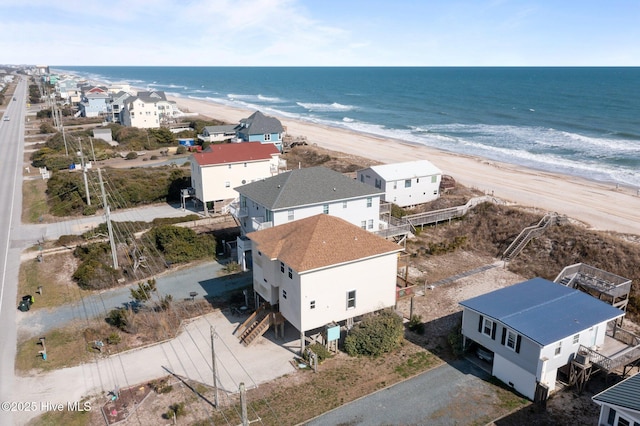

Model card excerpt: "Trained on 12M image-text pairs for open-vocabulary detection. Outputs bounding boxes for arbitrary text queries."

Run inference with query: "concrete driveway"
[14,309,299,425]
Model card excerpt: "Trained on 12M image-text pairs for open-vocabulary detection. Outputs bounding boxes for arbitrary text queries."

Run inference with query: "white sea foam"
[227,93,284,103]
[297,102,356,112]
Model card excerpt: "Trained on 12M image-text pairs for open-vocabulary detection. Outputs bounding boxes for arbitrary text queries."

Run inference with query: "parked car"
[18,295,33,312]
[3,116,9,121]
[476,346,494,363]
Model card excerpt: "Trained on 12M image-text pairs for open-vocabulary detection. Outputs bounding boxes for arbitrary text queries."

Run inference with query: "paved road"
[0,77,29,426]
[17,261,252,337]
[306,359,497,426]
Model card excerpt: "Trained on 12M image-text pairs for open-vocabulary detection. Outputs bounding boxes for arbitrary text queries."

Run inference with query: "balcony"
[228,202,248,218]
[252,217,273,231]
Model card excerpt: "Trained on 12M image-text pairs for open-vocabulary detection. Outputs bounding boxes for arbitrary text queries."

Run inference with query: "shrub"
[223,261,240,274]
[175,145,187,155]
[125,151,138,160]
[150,378,173,394]
[107,332,121,345]
[304,343,332,364]
[343,310,404,357]
[407,314,425,335]
[164,402,186,420]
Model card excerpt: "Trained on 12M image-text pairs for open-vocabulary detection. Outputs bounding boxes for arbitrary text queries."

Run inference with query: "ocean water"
[54,66,640,187]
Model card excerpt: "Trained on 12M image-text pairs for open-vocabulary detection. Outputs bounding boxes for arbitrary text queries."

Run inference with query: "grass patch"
[22,179,48,223]
[18,253,87,309]
[393,350,437,378]
[27,405,97,426]
[16,325,94,373]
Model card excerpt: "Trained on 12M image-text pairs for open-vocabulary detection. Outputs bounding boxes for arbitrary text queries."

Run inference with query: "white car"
[3,116,9,121]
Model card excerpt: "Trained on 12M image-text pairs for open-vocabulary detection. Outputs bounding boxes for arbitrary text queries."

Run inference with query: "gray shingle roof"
[459,278,625,346]
[135,91,167,102]
[235,166,383,210]
[593,373,640,413]
[238,111,284,135]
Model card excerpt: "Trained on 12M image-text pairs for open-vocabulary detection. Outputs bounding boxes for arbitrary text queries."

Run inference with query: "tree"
[130,279,157,303]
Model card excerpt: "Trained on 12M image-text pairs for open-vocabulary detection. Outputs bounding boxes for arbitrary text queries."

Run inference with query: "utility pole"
[240,383,248,426]
[98,168,118,269]
[62,126,69,156]
[210,326,219,407]
[78,138,91,206]
[89,136,97,162]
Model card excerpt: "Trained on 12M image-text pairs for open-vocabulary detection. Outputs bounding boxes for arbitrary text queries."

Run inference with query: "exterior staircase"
[502,213,557,261]
[235,304,285,346]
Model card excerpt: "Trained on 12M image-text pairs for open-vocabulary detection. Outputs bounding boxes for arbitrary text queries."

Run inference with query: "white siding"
[357,168,441,207]
[253,249,398,333]
[493,352,538,400]
[292,253,398,332]
[193,157,279,203]
[243,195,381,234]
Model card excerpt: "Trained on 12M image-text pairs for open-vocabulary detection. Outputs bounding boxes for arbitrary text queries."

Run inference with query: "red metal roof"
[192,142,279,166]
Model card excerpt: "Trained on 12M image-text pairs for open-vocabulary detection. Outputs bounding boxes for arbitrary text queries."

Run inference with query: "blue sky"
[2,0,639,66]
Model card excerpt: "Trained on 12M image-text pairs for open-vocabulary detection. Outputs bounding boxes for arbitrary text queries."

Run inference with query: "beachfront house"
[246,214,404,352]
[198,125,237,143]
[357,160,443,207]
[459,278,625,401]
[120,90,176,129]
[230,166,384,269]
[593,373,640,426]
[189,142,281,215]
[235,111,285,152]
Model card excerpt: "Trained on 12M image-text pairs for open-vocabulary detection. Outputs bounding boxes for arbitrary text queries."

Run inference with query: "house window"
[366,197,372,207]
[244,162,247,167]
[228,164,232,169]
[282,289,287,299]
[264,134,271,141]
[482,318,494,337]
[405,179,411,188]
[506,330,517,350]
[374,178,381,189]
[393,181,397,189]
[347,290,356,309]
[416,178,420,183]
[280,262,284,273]
[343,201,347,208]
[573,334,580,344]
[225,181,230,188]
[288,267,292,279]
[607,408,616,426]
[368,219,373,229]
[323,204,329,214]
[555,341,562,356]
[360,174,364,182]
[431,175,437,183]
[361,221,366,229]
[310,300,315,309]
[288,209,294,221]
[617,417,630,426]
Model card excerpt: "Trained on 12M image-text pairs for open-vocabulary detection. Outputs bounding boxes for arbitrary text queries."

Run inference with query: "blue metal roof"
[593,373,640,413]
[459,278,625,346]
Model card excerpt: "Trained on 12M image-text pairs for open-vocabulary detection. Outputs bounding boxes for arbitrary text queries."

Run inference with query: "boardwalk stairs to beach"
[502,213,559,261]
[377,195,504,241]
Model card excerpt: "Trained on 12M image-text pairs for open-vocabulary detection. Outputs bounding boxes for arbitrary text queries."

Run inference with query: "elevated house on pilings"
[459,278,628,402]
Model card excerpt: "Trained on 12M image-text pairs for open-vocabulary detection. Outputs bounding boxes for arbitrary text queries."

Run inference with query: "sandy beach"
[168,94,640,236]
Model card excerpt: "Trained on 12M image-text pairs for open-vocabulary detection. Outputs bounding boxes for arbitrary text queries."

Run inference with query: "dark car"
[18,295,33,312]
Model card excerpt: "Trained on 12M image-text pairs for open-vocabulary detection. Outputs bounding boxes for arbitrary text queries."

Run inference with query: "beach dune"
[170,95,640,235]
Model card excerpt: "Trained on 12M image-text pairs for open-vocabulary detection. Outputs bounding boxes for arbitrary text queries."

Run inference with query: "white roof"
[368,160,442,181]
